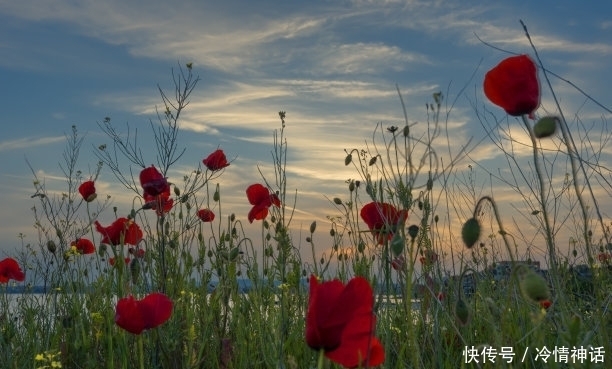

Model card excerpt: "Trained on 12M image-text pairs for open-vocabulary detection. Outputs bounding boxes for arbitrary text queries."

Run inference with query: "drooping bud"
[344,153,353,166]
[519,269,550,303]
[333,197,342,205]
[533,116,559,139]
[368,156,377,166]
[309,221,317,234]
[455,297,471,326]
[461,218,481,249]
[390,233,404,256]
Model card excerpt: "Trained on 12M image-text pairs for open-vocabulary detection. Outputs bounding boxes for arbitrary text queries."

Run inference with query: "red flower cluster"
[139,166,169,197]
[71,238,95,255]
[246,184,281,223]
[203,149,230,171]
[360,202,408,244]
[78,180,97,202]
[197,208,215,223]
[115,293,173,334]
[484,54,540,118]
[95,218,143,246]
[306,275,384,368]
[0,257,25,283]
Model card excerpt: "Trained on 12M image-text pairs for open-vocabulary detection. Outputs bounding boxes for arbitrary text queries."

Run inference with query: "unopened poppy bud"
[357,239,366,253]
[329,228,335,237]
[455,298,471,326]
[181,195,189,203]
[207,250,213,258]
[344,153,352,166]
[333,197,342,205]
[407,225,419,241]
[174,186,180,197]
[130,258,141,284]
[390,233,404,256]
[461,218,481,249]
[310,221,317,234]
[320,257,325,265]
[47,240,57,253]
[403,125,410,137]
[368,156,377,166]
[213,189,220,202]
[348,181,355,192]
[533,116,559,139]
[520,270,550,303]
[229,247,241,261]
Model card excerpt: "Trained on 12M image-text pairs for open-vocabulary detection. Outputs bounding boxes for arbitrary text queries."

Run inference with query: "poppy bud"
[519,269,550,303]
[213,189,220,202]
[174,186,181,197]
[455,297,471,326]
[329,228,335,237]
[407,225,419,241]
[306,236,312,243]
[310,221,317,234]
[130,258,141,284]
[461,218,481,249]
[533,116,558,138]
[368,156,377,166]
[344,153,352,166]
[47,240,57,254]
[348,181,355,192]
[390,233,404,256]
[403,125,410,137]
[333,197,342,205]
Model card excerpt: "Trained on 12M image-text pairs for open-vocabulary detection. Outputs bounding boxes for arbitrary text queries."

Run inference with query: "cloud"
[0,136,65,152]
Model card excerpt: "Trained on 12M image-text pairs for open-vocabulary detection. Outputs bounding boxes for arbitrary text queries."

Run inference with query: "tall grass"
[1,35,611,369]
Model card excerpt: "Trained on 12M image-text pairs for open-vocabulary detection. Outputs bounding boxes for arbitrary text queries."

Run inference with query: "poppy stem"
[317,348,325,369]
[137,334,145,369]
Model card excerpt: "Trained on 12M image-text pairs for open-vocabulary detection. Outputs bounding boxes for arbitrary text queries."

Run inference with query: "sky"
[0,0,611,277]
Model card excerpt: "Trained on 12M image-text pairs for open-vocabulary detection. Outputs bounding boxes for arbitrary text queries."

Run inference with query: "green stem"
[317,349,325,369]
[520,115,557,271]
[138,334,145,369]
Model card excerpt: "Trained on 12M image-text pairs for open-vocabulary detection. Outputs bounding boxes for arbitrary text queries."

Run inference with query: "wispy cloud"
[0,136,64,152]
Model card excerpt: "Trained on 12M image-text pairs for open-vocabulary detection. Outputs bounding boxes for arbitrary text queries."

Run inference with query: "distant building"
[488,260,541,281]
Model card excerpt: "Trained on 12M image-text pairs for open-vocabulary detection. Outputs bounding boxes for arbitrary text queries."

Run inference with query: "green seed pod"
[213,189,220,202]
[520,270,550,303]
[348,181,355,192]
[333,197,343,205]
[461,218,481,249]
[533,116,559,139]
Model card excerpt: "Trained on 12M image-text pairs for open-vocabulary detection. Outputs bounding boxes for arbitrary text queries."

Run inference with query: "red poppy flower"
[115,293,173,334]
[0,257,25,283]
[306,275,384,368]
[483,54,540,117]
[360,202,408,244]
[71,238,95,255]
[109,257,131,266]
[143,188,174,216]
[246,184,281,223]
[539,299,552,310]
[139,166,169,197]
[78,180,97,202]
[95,218,143,246]
[197,208,215,222]
[203,149,230,171]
